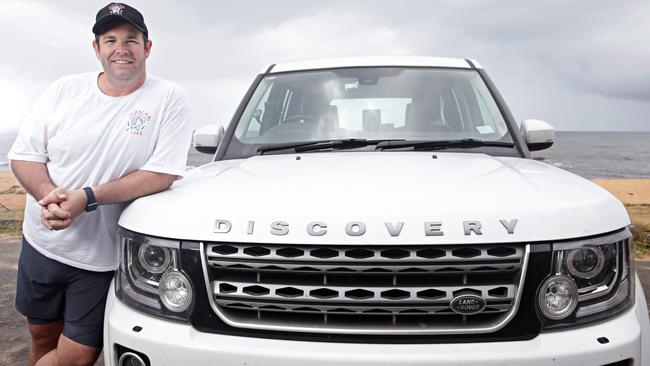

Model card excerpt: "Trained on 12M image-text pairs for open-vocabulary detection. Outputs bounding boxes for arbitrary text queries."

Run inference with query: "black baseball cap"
[92,3,148,37]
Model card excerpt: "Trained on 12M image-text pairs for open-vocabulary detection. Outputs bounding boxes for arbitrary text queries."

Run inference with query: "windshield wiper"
[375,138,514,151]
[257,138,405,154]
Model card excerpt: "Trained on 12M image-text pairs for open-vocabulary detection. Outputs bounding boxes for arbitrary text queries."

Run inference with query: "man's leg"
[16,238,112,365]
[16,239,66,365]
[35,266,114,366]
[27,321,63,366]
[34,334,102,366]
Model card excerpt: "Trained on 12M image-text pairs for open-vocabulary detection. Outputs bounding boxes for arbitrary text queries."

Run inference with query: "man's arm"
[11,160,72,230]
[94,170,177,205]
[40,170,177,221]
[11,160,57,201]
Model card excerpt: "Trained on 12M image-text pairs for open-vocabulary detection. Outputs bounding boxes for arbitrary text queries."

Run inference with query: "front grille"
[201,242,529,335]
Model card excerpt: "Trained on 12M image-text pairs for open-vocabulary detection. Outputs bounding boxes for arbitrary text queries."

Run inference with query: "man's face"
[93,23,152,82]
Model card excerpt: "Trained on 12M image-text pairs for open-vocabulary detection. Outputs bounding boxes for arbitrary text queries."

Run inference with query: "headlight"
[538,229,635,330]
[115,228,194,322]
[566,247,605,279]
[138,244,172,274]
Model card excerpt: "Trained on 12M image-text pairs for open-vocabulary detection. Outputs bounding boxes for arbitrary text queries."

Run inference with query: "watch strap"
[82,187,98,212]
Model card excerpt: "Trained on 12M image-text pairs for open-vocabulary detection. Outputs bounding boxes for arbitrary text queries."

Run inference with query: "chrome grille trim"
[220,300,512,315]
[200,243,530,335]
[213,281,515,305]
[207,260,519,273]
[208,243,524,263]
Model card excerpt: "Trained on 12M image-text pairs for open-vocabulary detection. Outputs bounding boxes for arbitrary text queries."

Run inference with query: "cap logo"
[108,3,125,15]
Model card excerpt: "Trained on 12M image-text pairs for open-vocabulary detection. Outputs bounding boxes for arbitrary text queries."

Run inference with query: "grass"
[631,223,650,258]
[0,211,22,236]
[0,184,25,236]
[0,185,23,195]
[627,204,650,259]
[0,208,22,236]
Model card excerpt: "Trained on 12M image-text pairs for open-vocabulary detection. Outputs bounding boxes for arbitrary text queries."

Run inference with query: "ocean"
[1,131,649,179]
[531,131,650,179]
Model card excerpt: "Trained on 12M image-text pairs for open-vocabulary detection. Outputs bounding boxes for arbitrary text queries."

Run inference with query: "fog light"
[566,247,604,279]
[538,275,578,320]
[119,352,146,366]
[159,271,193,312]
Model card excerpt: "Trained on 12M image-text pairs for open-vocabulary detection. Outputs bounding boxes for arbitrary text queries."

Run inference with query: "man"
[8,3,192,365]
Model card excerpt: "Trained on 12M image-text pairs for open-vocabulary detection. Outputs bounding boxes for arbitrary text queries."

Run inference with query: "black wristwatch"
[82,187,98,212]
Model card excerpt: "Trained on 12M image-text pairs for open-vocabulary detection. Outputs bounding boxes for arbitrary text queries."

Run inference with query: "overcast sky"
[1,0,649,133]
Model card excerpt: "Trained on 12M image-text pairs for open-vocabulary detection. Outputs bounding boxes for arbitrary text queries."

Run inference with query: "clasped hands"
[38,187,88,230]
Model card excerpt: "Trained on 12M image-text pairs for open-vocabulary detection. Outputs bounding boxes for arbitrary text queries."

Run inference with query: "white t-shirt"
[8,71,193,271]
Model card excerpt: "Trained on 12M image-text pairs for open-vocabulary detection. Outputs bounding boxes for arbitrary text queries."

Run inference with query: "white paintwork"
[269,56,474,73]
[104,279,649,365]
[192,124,223,150]
[467,58,483,69]
[522,119,555,145]
[119,152,630,244]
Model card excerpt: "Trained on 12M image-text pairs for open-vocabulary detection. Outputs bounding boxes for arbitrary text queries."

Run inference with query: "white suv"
[104,57,650,366]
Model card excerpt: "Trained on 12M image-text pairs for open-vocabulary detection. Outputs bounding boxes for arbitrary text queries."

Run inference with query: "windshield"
[227,67,514,157]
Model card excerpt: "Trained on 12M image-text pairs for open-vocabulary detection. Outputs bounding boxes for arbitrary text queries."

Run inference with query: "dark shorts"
[15,237,114,348]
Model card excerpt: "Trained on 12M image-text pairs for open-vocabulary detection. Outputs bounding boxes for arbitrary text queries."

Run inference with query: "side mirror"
[521,119,555,151]
[193,124,225,154]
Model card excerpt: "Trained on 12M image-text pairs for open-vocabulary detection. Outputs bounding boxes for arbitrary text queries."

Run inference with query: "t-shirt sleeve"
[7,80,61,163]
[140,87,193,177]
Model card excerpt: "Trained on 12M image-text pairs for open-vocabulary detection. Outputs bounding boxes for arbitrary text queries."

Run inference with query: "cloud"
[1,0,649,133]
[149,8,416,129]
[250,10,410,60]
[420,0,650,102]
[0,1,96,78]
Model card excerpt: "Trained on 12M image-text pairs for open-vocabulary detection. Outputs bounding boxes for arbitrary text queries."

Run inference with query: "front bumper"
[104,276,650,366]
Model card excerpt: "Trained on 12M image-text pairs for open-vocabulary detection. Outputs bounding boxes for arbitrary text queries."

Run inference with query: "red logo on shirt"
[125,110,151,136]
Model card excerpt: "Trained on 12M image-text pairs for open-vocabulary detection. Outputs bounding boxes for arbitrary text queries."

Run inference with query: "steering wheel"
[283,114,319,124]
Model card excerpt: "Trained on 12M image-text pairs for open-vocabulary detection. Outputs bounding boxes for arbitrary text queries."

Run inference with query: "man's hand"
[38,187,69,216]
[40,205,72,230]
[38,187,87,231]
[58,189,88,219]
[38,187,71,230]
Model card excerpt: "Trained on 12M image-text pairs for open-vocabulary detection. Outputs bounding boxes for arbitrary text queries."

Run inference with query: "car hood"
[119,152,630,244]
